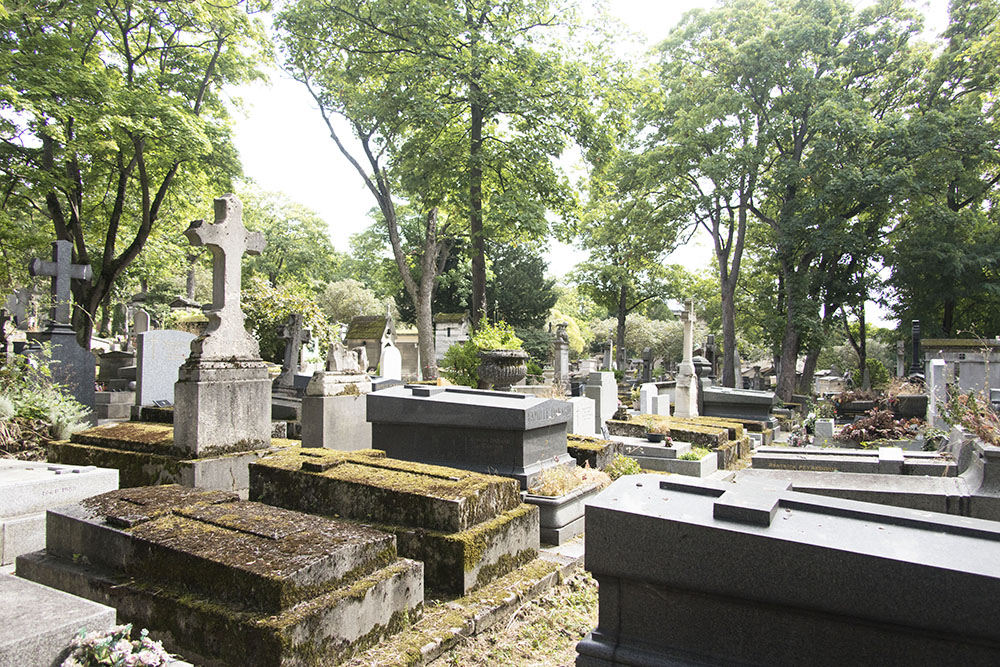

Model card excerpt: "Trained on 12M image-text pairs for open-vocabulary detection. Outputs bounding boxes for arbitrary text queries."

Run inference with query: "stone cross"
[276,313,311,387]
[183,194,265,360]
[4,289,29,329]
[680,298,696,368]
[28,240,92,327]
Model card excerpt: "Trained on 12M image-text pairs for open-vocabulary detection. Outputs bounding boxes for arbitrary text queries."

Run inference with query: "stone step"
[44,485,396,614]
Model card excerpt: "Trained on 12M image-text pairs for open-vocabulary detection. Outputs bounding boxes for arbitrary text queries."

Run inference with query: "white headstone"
[639,383,658,414]
[814,418,835,446]
[135,330,197,406]
[652,393,670,416]
[380,340,402,381]
[585,371,618,435]
[566,396,596,437]
[133,308,151,334]
[927,359,948,429]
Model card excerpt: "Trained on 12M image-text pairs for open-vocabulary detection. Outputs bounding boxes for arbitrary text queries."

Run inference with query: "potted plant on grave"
[473,319,528,391]
[646,422,671,444]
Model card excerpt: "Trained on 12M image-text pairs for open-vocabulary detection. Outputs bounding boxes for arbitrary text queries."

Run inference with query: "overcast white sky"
[229,0,950,323]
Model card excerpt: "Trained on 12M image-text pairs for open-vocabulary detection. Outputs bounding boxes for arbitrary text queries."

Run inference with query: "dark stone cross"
[183,194,266,360]
[276,313,311,389]
[28,240,92,328]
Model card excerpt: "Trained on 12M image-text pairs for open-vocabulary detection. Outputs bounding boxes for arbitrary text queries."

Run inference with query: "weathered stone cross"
[28,240,92,327]
[183,194,266,360]
[276,313,311,388]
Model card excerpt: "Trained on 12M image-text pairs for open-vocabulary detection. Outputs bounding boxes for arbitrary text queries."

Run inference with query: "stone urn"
[477,349,528,391]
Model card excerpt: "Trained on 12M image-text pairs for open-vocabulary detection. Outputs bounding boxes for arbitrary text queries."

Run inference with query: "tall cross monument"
[28,240,92,329]
[174,194,271,456]
[674,298,699,418]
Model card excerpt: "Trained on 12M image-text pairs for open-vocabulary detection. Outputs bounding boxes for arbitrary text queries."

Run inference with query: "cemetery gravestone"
[275,312,311,390]
[173,194,271,456]
[134,330,197,408]
[0,459,118,565]
[578,474,1000,666]
[566,395,596,437]
[367,385,574,489]
[26,240,96,421]
[553,323,570,387]
[301,341,373,450]
[380,339,403,381]
[132,308,150,335]
[0,574,116,667]
[17,485,423,666]
[927,358,948,429]
[909,319,923,376]
[674,298,699,418]
[251,448,539,593]
[638,383,657,414]
[584,371,617,435]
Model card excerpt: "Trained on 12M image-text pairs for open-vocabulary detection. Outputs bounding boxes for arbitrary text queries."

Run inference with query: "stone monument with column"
[674,298,699,418]
[553,322,570,389]
[173,194,271,456]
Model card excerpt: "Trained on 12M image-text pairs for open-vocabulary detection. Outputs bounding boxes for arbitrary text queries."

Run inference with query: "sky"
[229,0,951,322]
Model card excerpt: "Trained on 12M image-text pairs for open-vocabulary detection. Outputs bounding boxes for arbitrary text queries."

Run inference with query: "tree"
[885,0,1000,337]
[485,242,556,329]
[278,0,605,340]
[0,0,270,346]
[317,278,383,326]
[653,0,919,400]
[240,190,344,289]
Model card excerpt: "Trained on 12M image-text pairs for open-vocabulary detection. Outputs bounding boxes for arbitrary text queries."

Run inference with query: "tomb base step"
[16,550,423,667]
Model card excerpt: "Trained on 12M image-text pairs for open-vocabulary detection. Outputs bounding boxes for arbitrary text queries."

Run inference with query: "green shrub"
[604,453,641,480]
[0,344,91,439]
[441,340,480,387]
[471,318,522,350]
[242,276,334,364]
[851,358,890,390]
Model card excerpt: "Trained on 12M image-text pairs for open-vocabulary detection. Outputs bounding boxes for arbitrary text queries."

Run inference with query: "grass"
[435,571,598,666]
[679,446,711,461]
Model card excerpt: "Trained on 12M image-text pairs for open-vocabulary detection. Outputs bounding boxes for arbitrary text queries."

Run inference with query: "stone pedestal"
[173,360,271,457]
[553,333,570,388]
[927,359,948,429]
[301,371,373,450]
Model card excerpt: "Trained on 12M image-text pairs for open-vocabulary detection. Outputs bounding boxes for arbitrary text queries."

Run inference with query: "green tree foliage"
[317,278,384,326]
[240,190,344,288]
[485,243,556,329]
[0,0,270,346]
[242,276,334,365]
[277,0,609,344]
[652,0,919,400]
[886,0,1000,337]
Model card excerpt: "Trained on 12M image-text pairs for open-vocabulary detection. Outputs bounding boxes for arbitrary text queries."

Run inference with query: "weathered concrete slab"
[752,445,956,476]
[0,460,118,565]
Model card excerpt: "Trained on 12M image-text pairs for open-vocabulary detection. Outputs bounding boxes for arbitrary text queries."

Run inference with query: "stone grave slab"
[47,422,285,498]
[578,474,1000,667]
[16,485,423,667]
[605,437,717,477]
[701,385,777,425]
[250,447,538,594]
[752,445,956,476]
[565,395,595,437]
[0,573,116,667]
[566,435,622,470]
[301,346,373,450]
[0,459,118,566]
[367,385,574,489]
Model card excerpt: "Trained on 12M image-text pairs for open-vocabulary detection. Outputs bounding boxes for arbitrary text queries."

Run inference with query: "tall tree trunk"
[469,94,486,329]
[720,280,738,388]
[616,283,627,373]
[942,297,955,336]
